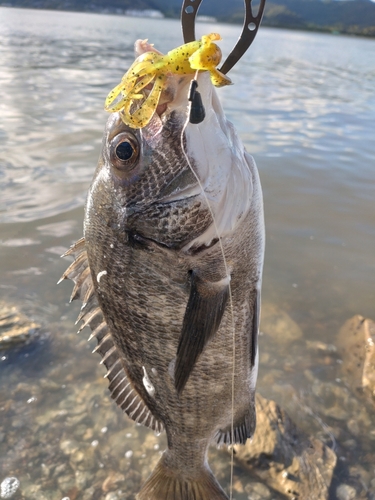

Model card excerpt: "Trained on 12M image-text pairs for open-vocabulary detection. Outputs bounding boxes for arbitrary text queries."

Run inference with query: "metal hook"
[219,0,266,75]
[180,0,266,73]
[181,0,203,43]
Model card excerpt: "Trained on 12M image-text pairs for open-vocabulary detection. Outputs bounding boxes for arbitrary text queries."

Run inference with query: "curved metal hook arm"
[180,0,266,74]
[181,0,204,43]
[219,0,267,75]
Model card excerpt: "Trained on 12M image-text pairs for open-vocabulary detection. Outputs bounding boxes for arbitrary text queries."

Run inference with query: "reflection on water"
[0,7,374,500]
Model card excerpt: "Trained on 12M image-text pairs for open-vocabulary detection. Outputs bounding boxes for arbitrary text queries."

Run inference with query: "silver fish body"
[62,53,264,500]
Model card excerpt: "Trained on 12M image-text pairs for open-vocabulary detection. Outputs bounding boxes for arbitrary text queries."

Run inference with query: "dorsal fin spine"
[70,267,91,302]
[92,332,112,353]
[104,358,121,378]
[61,237,164,434]
[100,345,117,364]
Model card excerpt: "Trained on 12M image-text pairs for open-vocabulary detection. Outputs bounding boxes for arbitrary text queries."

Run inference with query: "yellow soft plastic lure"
[105,33,232,129]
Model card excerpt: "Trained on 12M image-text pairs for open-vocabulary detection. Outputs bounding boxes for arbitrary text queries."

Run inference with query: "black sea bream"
[61,38,265,500]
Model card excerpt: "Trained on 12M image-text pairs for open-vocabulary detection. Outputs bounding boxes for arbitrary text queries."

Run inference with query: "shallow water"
[0,7,374,500]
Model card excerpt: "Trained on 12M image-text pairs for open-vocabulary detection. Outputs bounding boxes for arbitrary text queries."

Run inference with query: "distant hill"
[257,0,375,36]
[155,0,375,36]
[1,0,375,36]
[0,0,159,12]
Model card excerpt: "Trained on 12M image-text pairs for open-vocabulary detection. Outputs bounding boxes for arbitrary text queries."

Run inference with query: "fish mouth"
[125,190,200,217]
[126,230,172,250]
[126,227,219,255]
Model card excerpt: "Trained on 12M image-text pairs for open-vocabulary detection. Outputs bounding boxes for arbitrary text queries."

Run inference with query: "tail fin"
[136,453,229,500]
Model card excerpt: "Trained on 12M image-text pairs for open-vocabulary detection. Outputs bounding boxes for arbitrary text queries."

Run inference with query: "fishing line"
[180,70,236,500]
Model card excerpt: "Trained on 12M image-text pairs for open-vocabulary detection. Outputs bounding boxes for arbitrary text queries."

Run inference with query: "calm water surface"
[0,7,374,500]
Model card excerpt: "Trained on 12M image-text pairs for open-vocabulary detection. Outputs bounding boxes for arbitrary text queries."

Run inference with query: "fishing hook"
[180,0,267,74]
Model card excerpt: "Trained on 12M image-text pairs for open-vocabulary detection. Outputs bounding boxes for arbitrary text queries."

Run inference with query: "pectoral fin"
[174,271,230,394]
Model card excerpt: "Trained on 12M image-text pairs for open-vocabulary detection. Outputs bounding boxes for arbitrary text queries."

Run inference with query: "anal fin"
[174,271,230,394]
[214,407,256,446]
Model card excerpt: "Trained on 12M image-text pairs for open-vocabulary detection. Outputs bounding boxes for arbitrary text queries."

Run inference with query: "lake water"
[0,6,374,500]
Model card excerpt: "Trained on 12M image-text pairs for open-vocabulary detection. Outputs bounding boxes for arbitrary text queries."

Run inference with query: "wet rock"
[310,379,355,421]
[39,378,61,391]
[36,409,68,426]
[306,340,337,354]
[244,481,272,499]
[233,393,336,500]
[336,315,375,398]
[81,487,97,500]
[336,483,357,500]
[20,483,43,499]
[0,303,40,350]
[75,469,94,490]
[69,444,97,470]
[105,493,121,500]
[260,303,303,342]
[60,439,80,456]
[0,477,20,499]
[102,471,126,493]
[57,473,76,492]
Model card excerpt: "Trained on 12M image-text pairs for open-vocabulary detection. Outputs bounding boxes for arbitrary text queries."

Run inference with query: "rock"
[101,471,125,493]
[336,315,375,398]
[310,379,355,421]
[60,439,80,456]
[105,493,121,500]
[260,303,303,342]
[244,481,272,499]
[233,394,337,500]
[0,477,20,499]
[0,303,40,350]
[336,483,357,500]
[57,474,76,493]
[306,340,337,354]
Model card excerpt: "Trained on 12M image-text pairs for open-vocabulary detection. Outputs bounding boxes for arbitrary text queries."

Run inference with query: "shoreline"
[1,4,374,39]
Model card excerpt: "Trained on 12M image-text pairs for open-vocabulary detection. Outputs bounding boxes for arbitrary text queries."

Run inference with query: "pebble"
[0,477,20,499]
[336,484,357,500]
[0,303,40,349]
[245,481,272,499]
[105,493,120,500]
[306,340,337,354]
[60,439,79,455]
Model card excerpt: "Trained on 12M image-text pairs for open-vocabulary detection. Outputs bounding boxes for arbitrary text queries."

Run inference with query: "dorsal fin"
[59,238,163,434]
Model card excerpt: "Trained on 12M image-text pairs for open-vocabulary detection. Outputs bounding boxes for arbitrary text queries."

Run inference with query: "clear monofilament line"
[180,71,236,500]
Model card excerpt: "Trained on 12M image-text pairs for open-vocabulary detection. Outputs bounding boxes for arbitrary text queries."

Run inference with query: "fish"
[60,36,265,500]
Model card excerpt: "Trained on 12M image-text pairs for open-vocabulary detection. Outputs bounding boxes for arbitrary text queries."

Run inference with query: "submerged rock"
[233,393,337,500]
[0,302,40,350]
[336,315,375,399]
[260,303,303,342]
[336,483,357,500]
[0,477,20,499]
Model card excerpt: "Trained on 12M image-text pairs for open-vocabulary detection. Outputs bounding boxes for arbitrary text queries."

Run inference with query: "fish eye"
[110,132,139,172]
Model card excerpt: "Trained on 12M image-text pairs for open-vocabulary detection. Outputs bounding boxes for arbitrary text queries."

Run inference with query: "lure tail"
[136,451,229,500]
